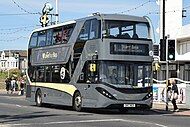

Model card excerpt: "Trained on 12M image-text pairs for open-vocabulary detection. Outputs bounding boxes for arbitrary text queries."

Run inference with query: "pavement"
[0,89,190,116]
[0,89,25,98]
[152,102,190,116]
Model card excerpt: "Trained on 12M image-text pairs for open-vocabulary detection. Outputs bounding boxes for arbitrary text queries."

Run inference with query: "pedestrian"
[10,77,16,94]
[5,78,11,94]
[170,79,179,112]
[20,78,25,96]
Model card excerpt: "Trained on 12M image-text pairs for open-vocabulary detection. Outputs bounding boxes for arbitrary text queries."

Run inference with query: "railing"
[153,78,189,104]
[153,78,190,84]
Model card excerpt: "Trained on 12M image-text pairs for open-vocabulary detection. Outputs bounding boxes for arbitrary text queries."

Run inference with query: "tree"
[9,69,22,79]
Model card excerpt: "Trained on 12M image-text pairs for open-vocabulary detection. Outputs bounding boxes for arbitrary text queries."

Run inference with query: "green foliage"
[0,69,22,79]
[0,71,7,79]
[9,69,22,79]
[0,69,23,89]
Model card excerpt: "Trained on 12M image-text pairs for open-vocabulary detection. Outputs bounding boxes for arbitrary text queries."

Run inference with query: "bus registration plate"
[124,104,135,107]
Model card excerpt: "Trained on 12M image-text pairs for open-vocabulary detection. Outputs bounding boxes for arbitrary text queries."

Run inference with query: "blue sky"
[0,0,189,51]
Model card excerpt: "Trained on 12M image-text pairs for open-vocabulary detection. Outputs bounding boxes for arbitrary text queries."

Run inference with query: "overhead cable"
[0,13,34,16]
[0,36,28,42]
[0,29,32,35]
[11,0,41,15]
[0,25,40,31]
[119,0,155,14]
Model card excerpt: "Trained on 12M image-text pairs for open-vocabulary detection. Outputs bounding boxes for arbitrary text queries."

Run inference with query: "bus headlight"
[143,92,153,100]
[95,87,117,100]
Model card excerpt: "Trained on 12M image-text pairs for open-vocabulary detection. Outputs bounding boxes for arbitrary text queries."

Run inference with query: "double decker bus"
[26,13,154,111]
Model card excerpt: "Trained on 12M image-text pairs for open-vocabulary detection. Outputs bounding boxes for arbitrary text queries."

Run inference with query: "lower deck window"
[28,64,70,83]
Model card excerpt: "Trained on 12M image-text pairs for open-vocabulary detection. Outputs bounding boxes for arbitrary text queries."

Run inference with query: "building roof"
[0,50,27,57]
[177,24,190,40]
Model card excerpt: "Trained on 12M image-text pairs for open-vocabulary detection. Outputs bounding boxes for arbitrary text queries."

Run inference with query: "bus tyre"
[73,92,82,112]
[36,90,42,107]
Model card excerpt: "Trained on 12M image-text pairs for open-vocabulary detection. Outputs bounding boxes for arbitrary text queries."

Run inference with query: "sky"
[0,0,190,51]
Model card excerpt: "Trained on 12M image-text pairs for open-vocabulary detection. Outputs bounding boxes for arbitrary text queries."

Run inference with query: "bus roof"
[76,13,149,23]
[32,20,76,32]
[32,13,148,33]
[100,14,148,23]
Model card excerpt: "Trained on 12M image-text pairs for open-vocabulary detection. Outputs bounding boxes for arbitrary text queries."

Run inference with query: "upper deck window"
[103,20,149,40]
[89,19,100,39]
[53,27,62,45]
[78,20,90,41]
[78,19,100,41]
[46,29,53,46]
[52,24,75,45]
[62,25,75,43]
[38,30,46,47]
[29,32,38,48]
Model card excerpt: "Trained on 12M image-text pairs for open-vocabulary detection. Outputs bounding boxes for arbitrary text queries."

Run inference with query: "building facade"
[154,0,190,81]
[0,50,27,73]
[176,24,190,81]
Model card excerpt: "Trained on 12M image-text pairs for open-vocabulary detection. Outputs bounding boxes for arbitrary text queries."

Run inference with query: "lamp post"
[8,50,10,78]
[55,0,59,24]
[40,1,59,26]
[161,0,169,111]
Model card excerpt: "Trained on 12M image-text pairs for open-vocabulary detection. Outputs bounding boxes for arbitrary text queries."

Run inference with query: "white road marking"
[1,119,167,127]
[0,102,28,108]
[120,119,168,127]
[0,124,12,127]
[15,105,21,107]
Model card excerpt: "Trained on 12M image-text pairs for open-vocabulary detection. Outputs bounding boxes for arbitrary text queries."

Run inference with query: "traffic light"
[168,39,175,61]
[160,39,166,61]
[40,14,49,27]
[155,63,160,71]
[153,44,159,56]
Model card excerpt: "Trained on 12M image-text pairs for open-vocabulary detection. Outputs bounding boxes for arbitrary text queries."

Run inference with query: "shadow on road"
[33,103,175,116]
[0,111,61,124]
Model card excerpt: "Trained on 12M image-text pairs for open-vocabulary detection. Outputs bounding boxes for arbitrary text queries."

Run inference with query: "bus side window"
[78,20,90,41]
[45,66,52,82]
[28,66,36,82]
[53,27,63,45]
[62,29,68,42]
[52,65,60,83]
[38,31,46,47]
[89,19,100,40]
[36,66,45,82]
[46,29,53,46]
[29,32,38,48]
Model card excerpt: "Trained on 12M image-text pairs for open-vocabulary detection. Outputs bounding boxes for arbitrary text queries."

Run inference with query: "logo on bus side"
[42,52,58,59]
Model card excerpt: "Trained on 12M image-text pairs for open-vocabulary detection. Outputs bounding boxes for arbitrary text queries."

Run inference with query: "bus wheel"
[73,92,82,112]
[36,90,42,107]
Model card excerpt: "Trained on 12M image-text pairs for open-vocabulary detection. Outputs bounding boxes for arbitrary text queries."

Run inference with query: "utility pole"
[8,50,10,78]
[162,0,169,111]
[55,0,59,24]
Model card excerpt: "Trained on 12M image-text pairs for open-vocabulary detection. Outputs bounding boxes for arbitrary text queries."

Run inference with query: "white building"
[176,24,190,80]
[176,24,190,61]
[159,0,182,39]
[0,50,27,72]
[154,0,190,81]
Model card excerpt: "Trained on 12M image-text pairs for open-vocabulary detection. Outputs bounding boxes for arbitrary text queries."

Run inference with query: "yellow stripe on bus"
[31,82,77,96]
